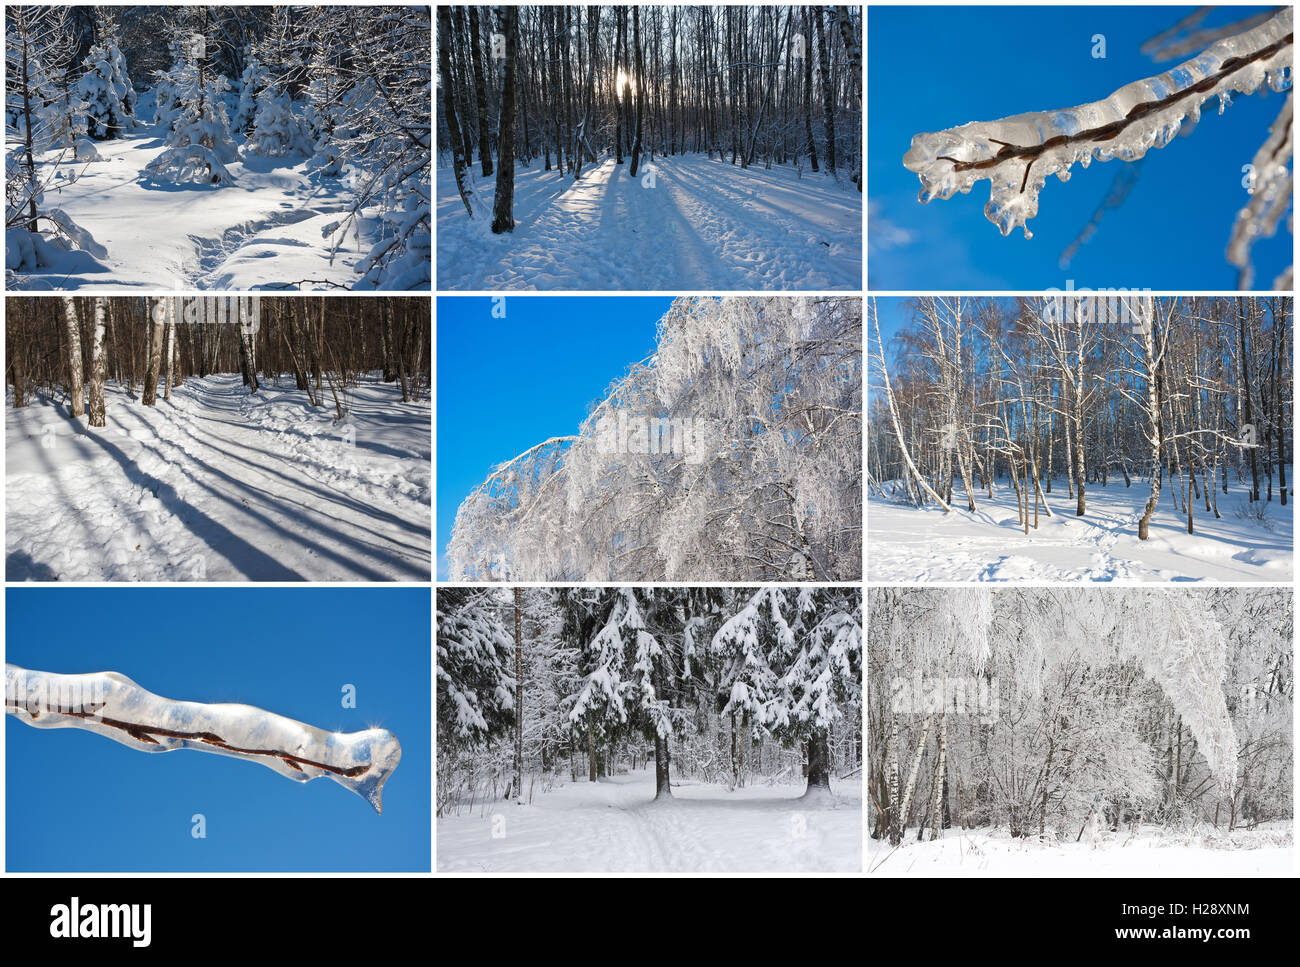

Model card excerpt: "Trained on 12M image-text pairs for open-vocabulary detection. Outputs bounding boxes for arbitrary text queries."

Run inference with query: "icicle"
[5,664,401,813]
[903,9,1293,238]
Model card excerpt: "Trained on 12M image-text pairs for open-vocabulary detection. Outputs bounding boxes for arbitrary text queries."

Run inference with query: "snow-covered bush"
[233,51,267,133]
[352,177,431,289]
[243,85,312,158]
[77,41,136,140]
[144,60,236,186]
[6,154,108,278]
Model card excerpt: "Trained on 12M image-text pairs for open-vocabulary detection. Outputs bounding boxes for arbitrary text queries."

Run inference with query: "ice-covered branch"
[5,664,401,813]
[1228,91,1293,289]
[903,9,1293,238]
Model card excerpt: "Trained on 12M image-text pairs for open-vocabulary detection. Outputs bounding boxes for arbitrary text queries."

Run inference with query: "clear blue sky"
[868,5,1292,290]
[436,296,673,578]
[5,588,430,872]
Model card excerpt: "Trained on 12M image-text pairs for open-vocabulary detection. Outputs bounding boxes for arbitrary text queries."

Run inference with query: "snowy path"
[437,155,862,290]
[6,376,430,581]
[8,120,373,290]
[437,768,861,873]
[869,824,1293,877]
[868,477,1293,582]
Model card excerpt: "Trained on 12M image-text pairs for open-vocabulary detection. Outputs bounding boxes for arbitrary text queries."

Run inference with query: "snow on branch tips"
[5,664,401,813]
[903,8,1293,240]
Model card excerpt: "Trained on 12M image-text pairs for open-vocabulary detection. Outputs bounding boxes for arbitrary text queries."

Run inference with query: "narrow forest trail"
[6,375,431,581]
[436,153,862,290]
[437,768,861,873]
[15,113,365,290]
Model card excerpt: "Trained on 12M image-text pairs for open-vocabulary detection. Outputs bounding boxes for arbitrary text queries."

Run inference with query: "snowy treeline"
[6,296,430,423]
[448,296,862,581]
[437,5,862,230]
[868,588,1293,846]
[437,586,861,812]
[869,296,1292,539]
[902,7,1292,288]
[6,4,430,289]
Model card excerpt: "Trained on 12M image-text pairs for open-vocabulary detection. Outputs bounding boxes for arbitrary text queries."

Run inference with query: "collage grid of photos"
[0,0,1295,895]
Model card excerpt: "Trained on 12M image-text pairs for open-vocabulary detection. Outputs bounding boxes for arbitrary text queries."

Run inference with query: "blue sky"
[868,5,1292,290]
[5,588,430,872]
[436,296,672,578]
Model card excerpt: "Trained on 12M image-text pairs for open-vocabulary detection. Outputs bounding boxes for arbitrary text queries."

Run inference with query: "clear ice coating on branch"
[903,8,1294,238]
[1227,91,1293,288]
[4,664,401,813]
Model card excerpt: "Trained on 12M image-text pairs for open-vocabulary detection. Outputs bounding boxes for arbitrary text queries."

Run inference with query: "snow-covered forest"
[868,588,1293,876]
[6,5,430,289]
[5,296,431,581]
[436,5,862,289]
[447,295,862,582]
[437,585,861,872]
[868,296,1293,582]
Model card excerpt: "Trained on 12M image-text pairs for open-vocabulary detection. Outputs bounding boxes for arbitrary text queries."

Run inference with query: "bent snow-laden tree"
[868,295,1292,540]
[902,7,1293,288]
[436,585,861,814]
[6,663,402,812]
[447,296,862,581]
[868,588,1292,852]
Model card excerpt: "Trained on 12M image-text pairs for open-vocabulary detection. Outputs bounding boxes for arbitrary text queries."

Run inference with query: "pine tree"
[77,36,135,140]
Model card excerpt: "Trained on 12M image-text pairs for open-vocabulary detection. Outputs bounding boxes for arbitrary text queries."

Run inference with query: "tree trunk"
[653,732,672,799]
[512,587,524,801]
[142,298,165,406]
[87,298,108,427]
[491,6,517,233]
[468,6,493,177]
[163,317,175,401]
[628,6,645,177]
[802,8,818,172]
[805,729,832,795]
[61,297,85,418]
[816,8,835,172]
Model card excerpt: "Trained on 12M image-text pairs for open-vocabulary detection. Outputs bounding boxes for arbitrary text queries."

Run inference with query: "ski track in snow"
[868,478,1293,583]
[436,155,862,290]
[5,375,431,581]
[437,768,862,873]
[9,119,373,290]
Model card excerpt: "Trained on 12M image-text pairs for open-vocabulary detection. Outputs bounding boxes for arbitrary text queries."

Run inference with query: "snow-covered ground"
[869,823,1293,877]
[437,768,862,873]
[867,477,1293,582]
[8,114,390,290]
[5,375,430,581]
[437,155,862,290]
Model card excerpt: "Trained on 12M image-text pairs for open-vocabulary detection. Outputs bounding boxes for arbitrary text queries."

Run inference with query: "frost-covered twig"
[5,664,401,813]
[1227,91,1293,289]
[903,9,1293,239]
